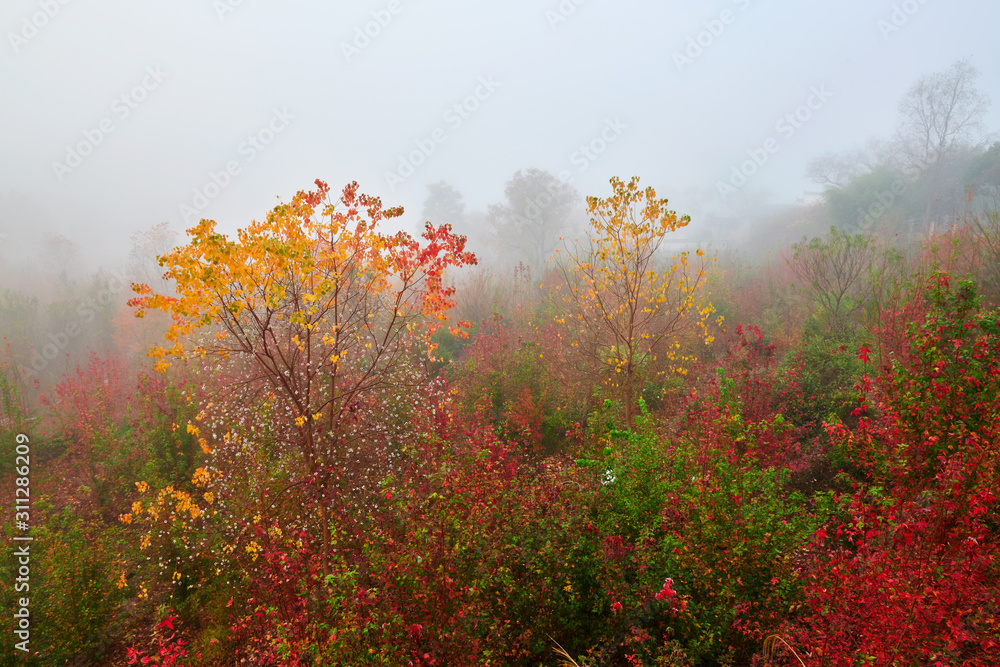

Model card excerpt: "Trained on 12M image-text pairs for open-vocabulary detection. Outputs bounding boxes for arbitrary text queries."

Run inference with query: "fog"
[2,0,999,272]
[6,5,1000,659]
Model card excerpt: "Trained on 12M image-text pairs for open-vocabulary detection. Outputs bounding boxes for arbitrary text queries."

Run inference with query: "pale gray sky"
[2,0,999,269]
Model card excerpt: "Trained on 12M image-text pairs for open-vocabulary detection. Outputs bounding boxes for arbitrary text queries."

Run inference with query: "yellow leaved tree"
[129,179,476,576]
[555,176,716,425]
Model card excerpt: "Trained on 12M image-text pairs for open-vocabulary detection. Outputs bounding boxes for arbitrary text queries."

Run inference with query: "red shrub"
[790,274,1000,664]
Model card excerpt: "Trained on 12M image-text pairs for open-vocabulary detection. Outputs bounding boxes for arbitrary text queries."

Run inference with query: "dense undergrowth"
[1,180,998,666]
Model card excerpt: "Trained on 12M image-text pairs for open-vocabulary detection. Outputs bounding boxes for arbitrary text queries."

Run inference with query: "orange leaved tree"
[129,179,476,576]
[555,176,716,425]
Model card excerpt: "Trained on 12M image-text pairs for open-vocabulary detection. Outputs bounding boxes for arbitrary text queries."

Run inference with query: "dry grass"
[549,635,583,667]
[762,634,806,666]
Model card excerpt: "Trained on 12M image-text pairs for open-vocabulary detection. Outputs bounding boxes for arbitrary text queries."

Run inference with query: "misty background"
[2,0,999,272]
[5,4,1000,661]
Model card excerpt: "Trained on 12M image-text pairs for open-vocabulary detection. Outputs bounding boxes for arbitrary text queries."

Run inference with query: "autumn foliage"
[787,274,1000,663]
[555,176,716,425]
[128,179,476,578]
[2,177,999,666]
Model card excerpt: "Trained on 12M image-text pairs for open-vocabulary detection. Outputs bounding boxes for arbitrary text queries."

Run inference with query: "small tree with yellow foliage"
[129,179,475,577]
[554,176,716,425]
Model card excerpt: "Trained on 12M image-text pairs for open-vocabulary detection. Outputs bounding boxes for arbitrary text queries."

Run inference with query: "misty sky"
[2,0,999,270]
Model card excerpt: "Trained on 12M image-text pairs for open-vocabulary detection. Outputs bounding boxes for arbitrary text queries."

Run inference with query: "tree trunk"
[320,496,331,580]
[625,366,635,427]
